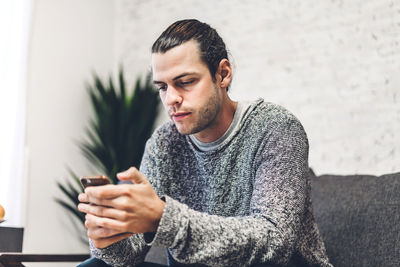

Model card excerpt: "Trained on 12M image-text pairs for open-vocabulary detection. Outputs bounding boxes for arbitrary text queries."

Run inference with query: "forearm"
[90,234,150,267]
[147,196,295,267]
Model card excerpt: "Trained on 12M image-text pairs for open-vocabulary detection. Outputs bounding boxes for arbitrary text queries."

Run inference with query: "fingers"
[85,213,127,232]
[78,203,131,221]
[84,215,131,240]
[79,193,110,207]
[78,193,88,203]
[84,184,127,200]
[117,167,149,184]
[87,225,122,239]
[80,167,150,202]
[79,186,139,211]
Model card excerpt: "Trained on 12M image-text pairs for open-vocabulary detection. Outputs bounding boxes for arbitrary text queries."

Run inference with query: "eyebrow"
[153,72,197,84]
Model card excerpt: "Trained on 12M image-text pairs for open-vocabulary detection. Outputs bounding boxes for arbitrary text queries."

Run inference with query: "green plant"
[55,69,159,240]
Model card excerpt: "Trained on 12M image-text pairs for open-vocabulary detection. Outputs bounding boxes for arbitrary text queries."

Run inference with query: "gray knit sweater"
[90,99,332,267]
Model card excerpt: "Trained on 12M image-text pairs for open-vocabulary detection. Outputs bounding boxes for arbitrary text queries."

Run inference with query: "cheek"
[159,92,167,106]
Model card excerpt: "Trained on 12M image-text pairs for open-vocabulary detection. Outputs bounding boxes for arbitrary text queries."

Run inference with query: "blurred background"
[0,0,399,266]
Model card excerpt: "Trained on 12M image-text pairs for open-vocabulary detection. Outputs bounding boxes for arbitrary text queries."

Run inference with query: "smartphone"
[80,175,111,188]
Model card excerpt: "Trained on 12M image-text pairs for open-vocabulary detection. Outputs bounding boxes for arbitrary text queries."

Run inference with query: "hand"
[78,167,165,248]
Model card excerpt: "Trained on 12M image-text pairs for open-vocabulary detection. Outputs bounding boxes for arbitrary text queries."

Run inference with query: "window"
[0,0,32,226]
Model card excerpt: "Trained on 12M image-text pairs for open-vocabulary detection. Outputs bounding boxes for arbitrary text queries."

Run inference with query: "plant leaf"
[56,69,159,243]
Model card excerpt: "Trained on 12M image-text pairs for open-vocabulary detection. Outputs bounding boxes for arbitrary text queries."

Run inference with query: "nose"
[165,86,183,106]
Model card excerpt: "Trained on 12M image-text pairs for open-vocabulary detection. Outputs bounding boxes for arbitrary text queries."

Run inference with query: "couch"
[80,170,400,267]
[311,170,400,267]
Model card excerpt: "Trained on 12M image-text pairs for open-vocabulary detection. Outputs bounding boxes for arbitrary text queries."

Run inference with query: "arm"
[77,125,171,266]
[147,118,309,266]
[78,168,165,266]
[88,234,149,267]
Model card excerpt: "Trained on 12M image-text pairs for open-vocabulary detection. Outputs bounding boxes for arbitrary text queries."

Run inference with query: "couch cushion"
[311,172,400,267]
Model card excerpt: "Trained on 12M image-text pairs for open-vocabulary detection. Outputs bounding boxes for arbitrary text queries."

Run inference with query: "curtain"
[0,0,32,226]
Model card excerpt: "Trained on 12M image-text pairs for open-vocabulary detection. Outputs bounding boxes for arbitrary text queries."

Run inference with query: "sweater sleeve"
[147,118,310,266]
[89,233,150,266]
[88,141,158,266]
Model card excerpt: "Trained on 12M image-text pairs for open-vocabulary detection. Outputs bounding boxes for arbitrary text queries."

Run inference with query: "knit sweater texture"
[90,99,332,267]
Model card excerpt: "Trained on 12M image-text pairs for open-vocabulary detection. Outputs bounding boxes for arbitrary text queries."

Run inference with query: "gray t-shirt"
[188,101,251,152]
[91,99,332,267]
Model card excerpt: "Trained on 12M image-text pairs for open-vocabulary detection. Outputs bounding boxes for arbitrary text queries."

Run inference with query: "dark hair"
[152,19,229,83]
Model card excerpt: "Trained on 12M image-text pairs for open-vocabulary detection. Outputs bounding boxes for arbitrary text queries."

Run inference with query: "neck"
[194,96,237,143]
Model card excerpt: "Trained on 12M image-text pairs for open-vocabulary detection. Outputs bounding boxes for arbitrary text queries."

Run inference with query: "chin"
[174,120,205,136]
[175,125,192,135]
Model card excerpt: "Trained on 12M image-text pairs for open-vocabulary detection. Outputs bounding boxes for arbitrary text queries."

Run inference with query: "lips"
[172,112,191,121]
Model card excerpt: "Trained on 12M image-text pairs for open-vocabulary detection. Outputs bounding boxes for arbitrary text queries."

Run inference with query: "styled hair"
[152,19,229,84]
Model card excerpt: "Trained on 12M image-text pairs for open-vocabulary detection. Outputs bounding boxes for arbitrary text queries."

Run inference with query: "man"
[78,19,332,267]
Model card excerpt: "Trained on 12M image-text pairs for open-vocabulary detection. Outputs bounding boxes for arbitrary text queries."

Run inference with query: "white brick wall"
[114,0,400,175]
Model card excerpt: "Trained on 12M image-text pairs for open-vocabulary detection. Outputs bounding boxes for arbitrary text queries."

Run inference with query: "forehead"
[151,40,208,81]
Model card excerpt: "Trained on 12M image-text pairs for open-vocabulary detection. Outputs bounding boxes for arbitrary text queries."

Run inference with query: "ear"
[216,59,232,90]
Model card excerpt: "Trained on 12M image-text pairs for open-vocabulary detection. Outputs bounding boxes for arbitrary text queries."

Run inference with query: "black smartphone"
[80,175,111,188]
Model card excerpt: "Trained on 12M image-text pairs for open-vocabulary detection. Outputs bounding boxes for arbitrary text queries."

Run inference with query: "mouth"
[172,112,191,121]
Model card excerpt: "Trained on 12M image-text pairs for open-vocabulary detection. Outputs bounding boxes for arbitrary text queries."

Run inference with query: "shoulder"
[247,100,305,134]
[246,101,309,166]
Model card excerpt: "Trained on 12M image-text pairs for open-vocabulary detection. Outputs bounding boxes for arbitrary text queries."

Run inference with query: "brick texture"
[113,0,400,175]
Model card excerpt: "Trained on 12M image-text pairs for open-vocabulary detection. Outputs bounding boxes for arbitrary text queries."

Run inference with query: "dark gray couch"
[81,171,400,267]
[311,171,400,267]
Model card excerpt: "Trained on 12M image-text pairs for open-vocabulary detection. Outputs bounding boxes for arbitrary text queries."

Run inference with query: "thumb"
[117,167,148,184]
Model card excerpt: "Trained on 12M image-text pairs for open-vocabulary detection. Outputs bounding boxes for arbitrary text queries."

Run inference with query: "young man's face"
[152,40,223,137]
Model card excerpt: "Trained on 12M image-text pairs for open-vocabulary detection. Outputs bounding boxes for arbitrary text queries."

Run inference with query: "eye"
[156,84,167,91]
[179,79,194,87]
